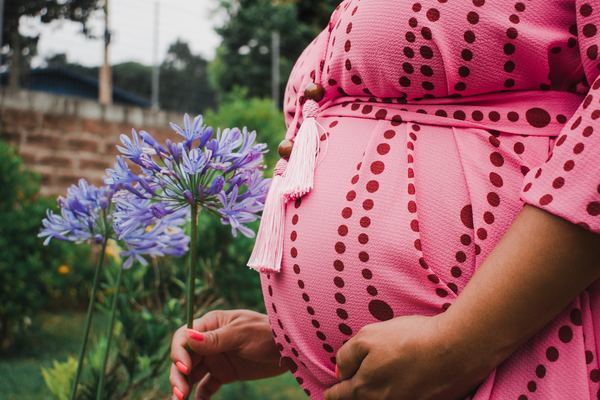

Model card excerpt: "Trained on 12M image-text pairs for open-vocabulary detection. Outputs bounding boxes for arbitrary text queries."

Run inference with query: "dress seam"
[450,126,478,268]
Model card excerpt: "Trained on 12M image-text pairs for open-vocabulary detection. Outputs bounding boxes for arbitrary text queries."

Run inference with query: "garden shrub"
[0,140,94,352]
[204,86,285,169]
[35,91,286,396]
[41,357,78,400]
[203,88,285,311]
[42,251,222,399]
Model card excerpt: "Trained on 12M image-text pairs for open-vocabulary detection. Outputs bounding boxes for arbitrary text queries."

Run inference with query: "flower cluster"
[38,113,269,399]
[112,191,189,268]
[105,114,269,238]
[40,114,267,269]
[39,178,190,268]
[39,179,113,245]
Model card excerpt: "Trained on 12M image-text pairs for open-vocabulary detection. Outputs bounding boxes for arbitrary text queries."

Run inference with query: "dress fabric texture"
[259,1,600,398]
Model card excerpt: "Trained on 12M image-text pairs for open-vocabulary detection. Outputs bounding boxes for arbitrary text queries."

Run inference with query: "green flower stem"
[96,263,124,400]
[70,238,108,400]
[184,203,199,400]
[187,203,199,330]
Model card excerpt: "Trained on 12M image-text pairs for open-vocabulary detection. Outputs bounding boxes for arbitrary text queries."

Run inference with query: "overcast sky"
[21,0,222,67]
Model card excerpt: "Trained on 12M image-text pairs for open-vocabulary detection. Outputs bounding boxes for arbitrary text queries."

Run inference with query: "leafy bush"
[41,357,77,400]
[34,91,286,396]
[0,141,94,352]
[204,87,285,170]
[202,89,285,310]
[42,336,123,400]
[42,251,222,399]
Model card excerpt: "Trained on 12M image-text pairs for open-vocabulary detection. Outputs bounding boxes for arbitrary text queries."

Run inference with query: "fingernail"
[187,328,204,342]
[173,386,184,400]
[175,361,189,375]
[335,365,340,379]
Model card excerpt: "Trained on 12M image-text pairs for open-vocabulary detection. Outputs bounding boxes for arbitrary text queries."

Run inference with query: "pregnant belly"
[260,115,551,398]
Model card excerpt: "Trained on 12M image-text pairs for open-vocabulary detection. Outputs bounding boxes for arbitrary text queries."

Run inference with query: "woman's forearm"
[439,205,600,369]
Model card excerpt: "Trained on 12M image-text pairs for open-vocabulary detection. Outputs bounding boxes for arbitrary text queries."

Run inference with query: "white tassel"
[247,160,288,273]
[282,99,321,200]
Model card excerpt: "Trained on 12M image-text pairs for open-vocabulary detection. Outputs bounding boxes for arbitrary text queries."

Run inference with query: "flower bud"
[207,175,225,195]
[183,190,194,204]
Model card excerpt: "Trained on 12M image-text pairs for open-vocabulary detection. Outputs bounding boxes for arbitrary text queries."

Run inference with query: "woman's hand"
[170,309,288,400]
[324,314,491,400]
[326,206,600,400]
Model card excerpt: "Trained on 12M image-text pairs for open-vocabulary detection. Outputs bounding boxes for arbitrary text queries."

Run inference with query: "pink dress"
[258,1,600,398]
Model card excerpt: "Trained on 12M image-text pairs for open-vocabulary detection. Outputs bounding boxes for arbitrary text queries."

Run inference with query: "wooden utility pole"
[99,0,112,105]
[0,0,5,69]
[151,0,160,110]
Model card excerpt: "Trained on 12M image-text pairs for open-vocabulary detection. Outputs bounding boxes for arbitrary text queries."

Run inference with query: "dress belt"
[313,90,584,138]
[248,88,584,274]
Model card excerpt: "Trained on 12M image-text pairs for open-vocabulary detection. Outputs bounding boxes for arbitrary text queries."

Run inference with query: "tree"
[295,0,341,29]
[209,0,339,103]
[113,62,153,100]
[3,0,103,90]
[41,39,216,113]
[43,54,154,102]
[159,39,216,113]
[45,52,69,68]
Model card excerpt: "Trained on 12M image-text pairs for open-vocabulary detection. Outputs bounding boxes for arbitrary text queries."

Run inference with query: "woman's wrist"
[435,303,518,375]
[411,313,499,397]
[434,206,600,380]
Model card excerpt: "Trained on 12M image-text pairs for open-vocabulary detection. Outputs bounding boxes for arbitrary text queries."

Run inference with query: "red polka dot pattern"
[404,124,459,307]
[331,125,401,331]
[262,271,312,396]
[521,67,600,232]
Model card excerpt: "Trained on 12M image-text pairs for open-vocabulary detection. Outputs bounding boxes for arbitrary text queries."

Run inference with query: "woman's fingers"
[335,335,369,380]
[170,362,189,399]
[327,341,370,400]
[170,362,210,399]
[324,379,359,400]
[190,363,210,383]
[171,325,193,373]
[171,312,228,373]
[186,325,242,356]
[194,372,223,400]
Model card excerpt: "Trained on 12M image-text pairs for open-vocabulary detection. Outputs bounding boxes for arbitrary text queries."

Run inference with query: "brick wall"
[0,89,183,196]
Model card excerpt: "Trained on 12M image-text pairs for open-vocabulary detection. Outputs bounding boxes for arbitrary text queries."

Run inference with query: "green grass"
[0,312,306,400]
[0,312,105,400]
[215,374,307,400]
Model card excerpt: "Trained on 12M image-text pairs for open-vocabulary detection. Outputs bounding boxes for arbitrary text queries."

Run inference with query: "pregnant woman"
[170,1,600,399]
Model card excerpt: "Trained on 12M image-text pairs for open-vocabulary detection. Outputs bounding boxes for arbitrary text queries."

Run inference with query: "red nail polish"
[187,328,204,342]
[335,365,340,379]
[175,361,189,375]
[173,386,184,400]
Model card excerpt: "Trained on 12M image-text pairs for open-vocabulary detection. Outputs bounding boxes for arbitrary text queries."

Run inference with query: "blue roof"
[18,67,152,108]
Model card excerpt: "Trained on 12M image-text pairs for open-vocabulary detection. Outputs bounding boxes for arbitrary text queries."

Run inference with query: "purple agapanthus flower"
[39,179,113,245]
[182,148,212,176]
[218,184,264,238]
[107,114,269,238]
[112,191,189,268]
[117,129,146,164]
[40,178,189,268]
[104,156,138,189]
[170,114,213,149]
